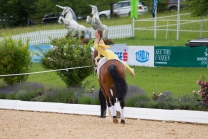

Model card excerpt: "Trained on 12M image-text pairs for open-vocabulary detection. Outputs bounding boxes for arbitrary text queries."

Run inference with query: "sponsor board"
[128,46,154,67]
[154,46,207,67]
[109,44,129,62]
[29,44,51,63]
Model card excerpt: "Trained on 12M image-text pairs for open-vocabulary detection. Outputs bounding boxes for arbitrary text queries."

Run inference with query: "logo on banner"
[114,49,128,61]
[136,50,149,63]
[196,50,207,65]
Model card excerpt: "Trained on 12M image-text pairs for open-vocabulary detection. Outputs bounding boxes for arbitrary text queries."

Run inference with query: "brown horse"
[92,48,128,124]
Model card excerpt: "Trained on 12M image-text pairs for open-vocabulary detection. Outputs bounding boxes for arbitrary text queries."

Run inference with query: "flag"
[152,0,158,18]
[130,0,139,19]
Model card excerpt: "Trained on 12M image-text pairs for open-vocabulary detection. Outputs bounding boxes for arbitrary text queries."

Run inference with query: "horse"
[86,4,108,39]
[91,47,128,124]
[56,5,91,38]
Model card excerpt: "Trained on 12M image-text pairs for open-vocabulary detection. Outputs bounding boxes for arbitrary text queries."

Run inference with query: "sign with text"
[154,46,207,67]
[109,44,129,63]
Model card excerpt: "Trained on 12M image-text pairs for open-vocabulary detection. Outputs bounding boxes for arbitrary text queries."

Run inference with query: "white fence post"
[166,20,169,39]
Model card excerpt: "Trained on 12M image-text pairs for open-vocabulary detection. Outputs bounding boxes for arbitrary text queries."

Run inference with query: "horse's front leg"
[93,17,102,25]
[58,17,70,25]
[86,16,92,24]
[58,17,63,24]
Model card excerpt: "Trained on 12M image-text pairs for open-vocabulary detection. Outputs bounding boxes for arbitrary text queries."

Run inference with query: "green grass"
[6,63,204,97]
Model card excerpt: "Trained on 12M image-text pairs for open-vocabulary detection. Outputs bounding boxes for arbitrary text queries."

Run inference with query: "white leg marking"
[112,105,117,116]
[121,108,124,120]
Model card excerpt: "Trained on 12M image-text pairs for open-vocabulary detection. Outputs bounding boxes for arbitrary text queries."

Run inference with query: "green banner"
[130,0,139,19]
[154,46,207,67]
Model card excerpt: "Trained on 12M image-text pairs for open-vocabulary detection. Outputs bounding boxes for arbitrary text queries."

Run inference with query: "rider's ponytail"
[97,29,103,44]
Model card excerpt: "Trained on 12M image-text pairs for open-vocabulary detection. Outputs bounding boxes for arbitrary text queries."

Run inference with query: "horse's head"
[56,5,77,21]
[89,4,98,15]
[91,46,99,67]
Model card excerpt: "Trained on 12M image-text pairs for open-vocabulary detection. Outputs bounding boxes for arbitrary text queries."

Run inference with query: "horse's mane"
[67,7,77,21]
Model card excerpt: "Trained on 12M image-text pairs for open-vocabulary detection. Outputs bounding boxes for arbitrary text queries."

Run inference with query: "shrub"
[0,82,205,111]
[196,75,208,102]
[15,89,36,101]
[0,93,5,99]
[0,82,44,100]
[41,35,93,87]
[0,36,31,85]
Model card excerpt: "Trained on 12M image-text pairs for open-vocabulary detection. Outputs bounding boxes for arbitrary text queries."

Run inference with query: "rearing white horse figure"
[86,4,108,39]
[56,5,87,37]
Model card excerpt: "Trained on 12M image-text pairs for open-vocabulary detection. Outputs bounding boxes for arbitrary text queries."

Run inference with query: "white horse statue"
[56,5,91,38]
[86,4,108,39]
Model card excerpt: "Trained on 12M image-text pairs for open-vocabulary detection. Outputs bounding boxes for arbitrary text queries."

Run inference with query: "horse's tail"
[108,64,128,101]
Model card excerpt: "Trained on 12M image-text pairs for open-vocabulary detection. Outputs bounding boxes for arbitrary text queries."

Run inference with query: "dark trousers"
[99,88,106,111]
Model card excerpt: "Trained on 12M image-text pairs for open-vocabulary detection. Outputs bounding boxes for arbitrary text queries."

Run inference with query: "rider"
[94,29,135,77]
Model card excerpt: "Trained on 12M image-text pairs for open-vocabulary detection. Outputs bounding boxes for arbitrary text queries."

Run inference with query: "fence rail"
[133,13,208,39]
[0,24,132,45]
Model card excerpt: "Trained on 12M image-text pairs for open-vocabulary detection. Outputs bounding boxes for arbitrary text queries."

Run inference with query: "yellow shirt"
[94,43,118,60]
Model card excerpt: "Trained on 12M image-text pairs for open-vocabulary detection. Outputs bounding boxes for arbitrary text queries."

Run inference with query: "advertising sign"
[128,46,154,67]
[29,44,51,63]
[109,44,129,63]
[154,46,207,67]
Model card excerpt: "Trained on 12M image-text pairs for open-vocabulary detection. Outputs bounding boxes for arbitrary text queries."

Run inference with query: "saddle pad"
[97,58,125,79]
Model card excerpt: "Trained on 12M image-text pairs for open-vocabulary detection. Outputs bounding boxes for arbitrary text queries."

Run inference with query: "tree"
[185,0,208,16]
[0,36,31,85]
[41,33,93,87]
[0,0,37,27]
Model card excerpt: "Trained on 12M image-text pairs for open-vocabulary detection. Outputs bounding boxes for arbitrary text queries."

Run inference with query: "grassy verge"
[14,63,207,98]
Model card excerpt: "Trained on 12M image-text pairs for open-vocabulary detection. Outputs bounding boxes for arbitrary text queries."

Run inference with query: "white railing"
[0,24,132,45]
[133,13,208,39]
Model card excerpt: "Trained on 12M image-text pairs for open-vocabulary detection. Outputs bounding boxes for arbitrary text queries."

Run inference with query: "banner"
[29,44,51,63]
[109,44,129,63]
[152,0,158,18]
[128,46,154,67]
[154,46,207,67]
[130,0,139,19]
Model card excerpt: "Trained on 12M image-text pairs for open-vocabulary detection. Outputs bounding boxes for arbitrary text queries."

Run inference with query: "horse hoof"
[116,111,121,118]
[121,120,125,124]
[113,117,118,124]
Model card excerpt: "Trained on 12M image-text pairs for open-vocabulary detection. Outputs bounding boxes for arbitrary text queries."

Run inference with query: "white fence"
[133,13,208,39]
[0,24,132,45]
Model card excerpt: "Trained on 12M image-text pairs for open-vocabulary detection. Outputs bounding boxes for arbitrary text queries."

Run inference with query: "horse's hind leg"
[110,90,117,116]
[110,89,120,117]
[104,92,117,124]
[120,100,125,124]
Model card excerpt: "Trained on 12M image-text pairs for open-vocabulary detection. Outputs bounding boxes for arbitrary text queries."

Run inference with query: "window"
[114,3,122,9]
[122,2,130,7]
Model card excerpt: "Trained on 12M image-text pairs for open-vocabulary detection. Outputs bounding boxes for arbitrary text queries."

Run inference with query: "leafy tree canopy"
[185,0,208,16]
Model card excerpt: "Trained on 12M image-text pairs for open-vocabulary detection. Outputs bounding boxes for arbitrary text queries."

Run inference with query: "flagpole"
[154,5,157,39]
[132,17,135,37]
[130,0,138,38]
